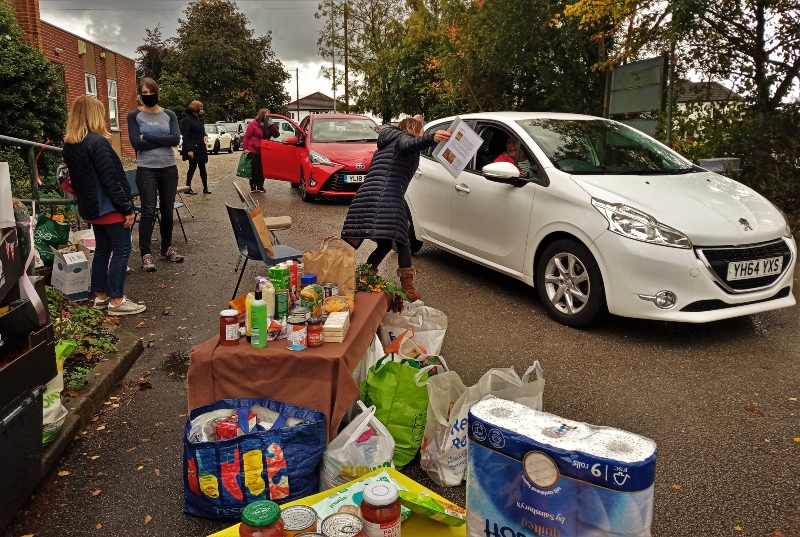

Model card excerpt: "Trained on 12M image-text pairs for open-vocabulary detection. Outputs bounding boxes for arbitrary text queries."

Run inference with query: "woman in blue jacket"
[62,96,145,316]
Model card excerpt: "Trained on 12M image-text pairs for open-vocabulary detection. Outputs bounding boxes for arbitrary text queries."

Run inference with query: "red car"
[261,113,380,202]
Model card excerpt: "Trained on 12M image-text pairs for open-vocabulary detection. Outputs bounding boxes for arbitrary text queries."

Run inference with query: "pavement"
[3,151,799,537]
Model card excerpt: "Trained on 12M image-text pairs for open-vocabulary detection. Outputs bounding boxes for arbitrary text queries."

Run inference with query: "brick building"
[8,0,137,158]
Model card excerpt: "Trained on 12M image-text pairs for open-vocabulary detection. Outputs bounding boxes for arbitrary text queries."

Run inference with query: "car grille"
[695,239,792,293]
[680,287,791,312]
[318,172,363,194]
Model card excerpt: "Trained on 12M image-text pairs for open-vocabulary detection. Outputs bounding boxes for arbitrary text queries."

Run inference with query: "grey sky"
[38,0,338,100]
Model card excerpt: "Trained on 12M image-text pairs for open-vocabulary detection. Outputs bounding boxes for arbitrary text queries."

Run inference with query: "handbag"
[236,152,252,178]
[302,237,356,296]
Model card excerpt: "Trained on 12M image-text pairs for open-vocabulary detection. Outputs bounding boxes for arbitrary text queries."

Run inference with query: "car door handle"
[455,183,471,194]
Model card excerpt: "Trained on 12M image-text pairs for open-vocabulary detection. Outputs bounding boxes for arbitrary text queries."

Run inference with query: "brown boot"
[368,267,379,277]
[397,267,421,302]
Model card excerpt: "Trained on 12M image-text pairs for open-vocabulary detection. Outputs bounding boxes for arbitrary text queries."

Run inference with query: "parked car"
[204,124,232,154]
[260,113,380,202]
[407,112,796,326]
[216,121,245,151]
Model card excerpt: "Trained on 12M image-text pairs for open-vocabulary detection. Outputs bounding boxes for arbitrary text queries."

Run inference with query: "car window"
[422,121,453,158]
[471,126,534,178]
[204,125,219,134]
[265,117,301,143]
[310,119,379,142]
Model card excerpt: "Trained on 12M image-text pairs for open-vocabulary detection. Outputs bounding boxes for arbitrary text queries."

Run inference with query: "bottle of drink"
[250,290,268,349]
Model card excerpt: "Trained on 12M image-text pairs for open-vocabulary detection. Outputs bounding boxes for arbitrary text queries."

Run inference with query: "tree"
[158,72,199,121]
[135,24,174,82]
[170,0,289,121]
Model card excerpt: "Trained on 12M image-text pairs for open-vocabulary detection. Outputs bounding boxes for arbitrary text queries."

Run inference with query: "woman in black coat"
[181,100,210,194]
[341,118,451,301]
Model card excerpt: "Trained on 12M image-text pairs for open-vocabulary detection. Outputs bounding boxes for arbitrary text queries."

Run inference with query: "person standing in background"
[241,108,279,193]
[181,100,210,195]
[127,77,184,272]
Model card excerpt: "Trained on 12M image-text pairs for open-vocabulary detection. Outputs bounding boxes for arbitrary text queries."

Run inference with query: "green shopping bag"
[236,152,252,178]
[34,213,71,266]
[361,354,436,469]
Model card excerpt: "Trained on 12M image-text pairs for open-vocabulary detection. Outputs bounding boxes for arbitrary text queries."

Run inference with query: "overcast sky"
[39,0,340,102]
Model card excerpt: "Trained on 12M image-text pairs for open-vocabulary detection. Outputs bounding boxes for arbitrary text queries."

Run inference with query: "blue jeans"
[136,165,178,256]
[92,222,132,299]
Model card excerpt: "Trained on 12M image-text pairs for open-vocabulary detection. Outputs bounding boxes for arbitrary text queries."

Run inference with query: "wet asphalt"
[3,151,799,537]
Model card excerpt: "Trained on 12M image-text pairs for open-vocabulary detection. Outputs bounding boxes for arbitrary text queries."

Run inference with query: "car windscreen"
[310,119,380,143]
[516,119,692,174]
[220,123,237,133]
[204,125,219,134]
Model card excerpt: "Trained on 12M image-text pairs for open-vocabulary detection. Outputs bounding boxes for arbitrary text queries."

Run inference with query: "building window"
[108,79,119,130]
[85,73,97,96]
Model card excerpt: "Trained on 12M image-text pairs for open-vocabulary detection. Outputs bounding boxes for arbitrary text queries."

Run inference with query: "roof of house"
[676,80,742,103]
[287,92,347,110]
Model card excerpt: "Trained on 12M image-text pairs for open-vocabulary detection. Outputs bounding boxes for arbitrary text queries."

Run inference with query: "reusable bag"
[302,237,356,296]
[33,213,70,266]
[42,339,76,445]
[361,355,436,469]
[320,401,395,490]
[379,302,448,355]
[420,362,545,487]
[183,398,327,520]
[236,152,252,178]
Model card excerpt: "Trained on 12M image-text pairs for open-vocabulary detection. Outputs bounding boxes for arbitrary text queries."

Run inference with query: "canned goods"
[292,307,311,320]
[282,505,317,537]
[297,534,325,537]
[275,289,289,319]
[323,283,339,298]
[321,513,364,537]
[287,315,308,351]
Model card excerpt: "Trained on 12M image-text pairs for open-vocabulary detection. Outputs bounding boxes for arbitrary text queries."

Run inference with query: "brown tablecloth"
[187,291,390,440]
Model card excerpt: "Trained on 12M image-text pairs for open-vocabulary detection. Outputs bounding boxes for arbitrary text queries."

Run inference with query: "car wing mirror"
[283,136,298,145]
[482,162,521,179]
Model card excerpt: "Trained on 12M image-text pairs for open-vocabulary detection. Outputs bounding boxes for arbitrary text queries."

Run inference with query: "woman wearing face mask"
[180,100,210,195]
[241,108,279,193]
[127,77,184,272]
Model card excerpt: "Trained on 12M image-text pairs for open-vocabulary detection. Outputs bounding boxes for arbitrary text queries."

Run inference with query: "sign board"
[609,56,666,115]
[617,119,658,137]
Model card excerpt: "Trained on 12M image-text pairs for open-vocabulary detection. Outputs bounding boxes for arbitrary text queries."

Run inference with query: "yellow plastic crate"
[207,468,467,537]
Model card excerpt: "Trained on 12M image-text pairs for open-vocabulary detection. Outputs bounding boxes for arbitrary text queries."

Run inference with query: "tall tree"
[135,24,174,82]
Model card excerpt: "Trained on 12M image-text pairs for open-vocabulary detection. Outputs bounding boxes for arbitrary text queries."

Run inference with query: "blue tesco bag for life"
[183,398,327,520]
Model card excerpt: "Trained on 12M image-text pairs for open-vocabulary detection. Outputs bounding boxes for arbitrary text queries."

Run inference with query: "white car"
[204,124,233,154]
[407,112,796,326]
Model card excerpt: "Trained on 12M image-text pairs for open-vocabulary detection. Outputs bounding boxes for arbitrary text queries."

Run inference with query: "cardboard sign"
[50,247,89,300]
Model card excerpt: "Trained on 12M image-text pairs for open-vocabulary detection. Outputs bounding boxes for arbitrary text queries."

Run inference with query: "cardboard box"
[0,228,24,304]
[50,246,89,301]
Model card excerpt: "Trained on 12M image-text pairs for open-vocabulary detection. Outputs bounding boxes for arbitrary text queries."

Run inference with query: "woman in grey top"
[127,77,184,271]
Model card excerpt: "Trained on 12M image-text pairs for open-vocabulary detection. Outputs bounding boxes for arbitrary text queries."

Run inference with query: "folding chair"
[232,180,291,245]
[226,203,302,300]
[175,185,195,218]
[125,170,188,242]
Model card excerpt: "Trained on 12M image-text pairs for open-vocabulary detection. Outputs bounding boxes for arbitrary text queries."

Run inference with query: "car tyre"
[299,168,315,202]
[213,141,219,155]
[536,239,605,328]
[227,142,233,153]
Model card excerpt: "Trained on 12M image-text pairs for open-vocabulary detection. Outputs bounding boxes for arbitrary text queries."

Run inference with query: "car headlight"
[309,150,337,166]
[591,198,692,249]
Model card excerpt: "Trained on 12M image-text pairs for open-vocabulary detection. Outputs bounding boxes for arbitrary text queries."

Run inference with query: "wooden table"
[187,291,390,439]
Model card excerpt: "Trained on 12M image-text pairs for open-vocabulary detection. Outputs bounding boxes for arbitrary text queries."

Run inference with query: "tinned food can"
[321,513,364,537]
[275,289,290,319]
[292,306,311,321]
[286,314,308,351]
[282,505,317,537]
[323,283,339,298]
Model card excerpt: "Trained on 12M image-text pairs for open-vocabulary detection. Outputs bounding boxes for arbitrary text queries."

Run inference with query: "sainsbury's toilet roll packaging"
[466,398,657,537]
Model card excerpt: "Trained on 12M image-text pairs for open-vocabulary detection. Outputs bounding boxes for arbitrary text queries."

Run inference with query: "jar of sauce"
[361,482,401,537]
[220,309,240,346]
[239,500,284,537]
[307,317,324,347]
[282,505,317,536]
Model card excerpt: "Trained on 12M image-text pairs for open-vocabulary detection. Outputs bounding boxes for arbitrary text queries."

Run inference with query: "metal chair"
[232,180,291,245]
[125,170,188,242]
[175,185,195,218]
[226,203,302,299]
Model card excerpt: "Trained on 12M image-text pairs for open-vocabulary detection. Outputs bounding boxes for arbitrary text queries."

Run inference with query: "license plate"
[344,174,365,183]
[727,257,783,280]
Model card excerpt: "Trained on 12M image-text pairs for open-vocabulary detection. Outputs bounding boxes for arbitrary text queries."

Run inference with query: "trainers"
[142,254,156,272]
[251,187,258,193]
[160,246,184,263]
[186,188,199,195]
[93,297,109,310]
[107,297,147,316]
[203,189,212,194]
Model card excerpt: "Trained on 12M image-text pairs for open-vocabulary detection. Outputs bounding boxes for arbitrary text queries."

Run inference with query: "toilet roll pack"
[466,398,657,537]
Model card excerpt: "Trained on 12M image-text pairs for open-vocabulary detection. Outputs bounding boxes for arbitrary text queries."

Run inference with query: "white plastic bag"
[379,302,448,355]
[420,362,544,487]
[321,401,395,491]
[343,334,384,424]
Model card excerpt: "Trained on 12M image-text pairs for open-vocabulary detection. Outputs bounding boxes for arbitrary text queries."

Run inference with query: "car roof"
[438,111,603,122]
[310,114,375,121]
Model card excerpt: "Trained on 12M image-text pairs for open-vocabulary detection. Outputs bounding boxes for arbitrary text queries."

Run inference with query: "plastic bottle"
[250,290,268,348]
[261,277,276,319]
[245,292,255,338]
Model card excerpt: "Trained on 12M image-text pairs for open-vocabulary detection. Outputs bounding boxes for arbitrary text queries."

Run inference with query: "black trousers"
[366,239,412,269]
[186,161,207,190]
[136,165,178,256]
[249,152,264,190]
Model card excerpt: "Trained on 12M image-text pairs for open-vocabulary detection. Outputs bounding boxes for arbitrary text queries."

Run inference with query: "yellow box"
[207,468,467,537]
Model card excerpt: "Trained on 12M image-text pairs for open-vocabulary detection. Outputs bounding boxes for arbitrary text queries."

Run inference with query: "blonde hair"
[398,117,423,136]
[65,95,109,144]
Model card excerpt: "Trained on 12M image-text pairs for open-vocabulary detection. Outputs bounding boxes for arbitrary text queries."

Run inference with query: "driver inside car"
[494,135,531,177]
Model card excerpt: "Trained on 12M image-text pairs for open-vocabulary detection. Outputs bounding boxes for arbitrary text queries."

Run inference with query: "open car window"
[422,121,453,158]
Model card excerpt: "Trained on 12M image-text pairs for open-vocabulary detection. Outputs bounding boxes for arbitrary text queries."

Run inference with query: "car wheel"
[299,168,315,202]
[536,239,605,328]
[213,141,219,155]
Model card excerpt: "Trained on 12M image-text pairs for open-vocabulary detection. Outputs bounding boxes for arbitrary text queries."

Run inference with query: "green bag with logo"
[34,213,71,266]
[360,354,436,469]
[236,152,252,178]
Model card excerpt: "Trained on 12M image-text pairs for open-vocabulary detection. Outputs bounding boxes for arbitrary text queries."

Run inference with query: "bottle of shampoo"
[250,290,268,348]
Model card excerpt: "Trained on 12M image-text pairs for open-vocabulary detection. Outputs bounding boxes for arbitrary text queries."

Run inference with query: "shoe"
[93,297,109,309]
[367,267,379,277]
[186,188,198,195]
[203,189,212,194]
[141,254,156,272]
[397,267,421,302]
[107,297,147,316]
[257,187,266,192]
[160,246,184,263]
[251,187,258,193]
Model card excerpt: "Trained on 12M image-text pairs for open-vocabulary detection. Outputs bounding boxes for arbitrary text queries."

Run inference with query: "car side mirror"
[482,162,520,179]
[283,136,298,145]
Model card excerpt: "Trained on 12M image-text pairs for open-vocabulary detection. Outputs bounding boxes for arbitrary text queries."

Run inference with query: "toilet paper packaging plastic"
[466,398,657,537]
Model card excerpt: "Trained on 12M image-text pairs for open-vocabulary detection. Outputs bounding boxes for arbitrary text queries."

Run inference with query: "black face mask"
[141,94,158,107]
[197,110,204,118]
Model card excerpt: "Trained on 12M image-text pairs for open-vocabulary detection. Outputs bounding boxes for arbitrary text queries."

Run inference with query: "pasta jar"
[320,514,364,537]
[282,505,317,537]
[219,309,240,346]
[361,482,401,537]
[239,500,284,537]
[307,317,324,347]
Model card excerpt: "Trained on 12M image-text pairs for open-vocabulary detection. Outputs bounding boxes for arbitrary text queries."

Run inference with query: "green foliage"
[65,366,92,391]
[135,24,174,82]
[47,286,119,358]
[356,264,409,302]
[158,72,199,122]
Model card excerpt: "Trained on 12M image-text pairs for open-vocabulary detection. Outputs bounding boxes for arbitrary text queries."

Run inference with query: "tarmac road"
[5,152,799,537]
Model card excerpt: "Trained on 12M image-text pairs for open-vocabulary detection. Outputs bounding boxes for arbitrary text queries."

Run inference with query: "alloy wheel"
[543,252,590,315]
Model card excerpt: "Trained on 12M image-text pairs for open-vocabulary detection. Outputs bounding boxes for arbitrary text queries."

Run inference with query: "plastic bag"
[321,401,395,490]
[33,213,70,266]
[236,152,252,178]
[420,362,544,487]
[344,334,384,424]
[379,302,447,355]
[42,339,76,445]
